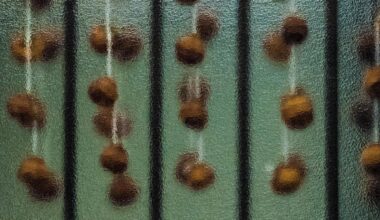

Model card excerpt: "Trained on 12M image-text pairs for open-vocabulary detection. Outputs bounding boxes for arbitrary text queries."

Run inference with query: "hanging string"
[105,0,112,77]
[288,0,297,93]
[111,110,118,144]
[192,2,198,33]
[25,0,39,155]
[188,2,205,161]
[32,121,39,154]
[104,0,118,144]
[194,3,205,161]
[282,124,290,157]
[289,0,297,13]
[194,71,200,98]
[25,0,32,93]
[289,47,297,94]
[280,0,298,157]
[197,134,204,161]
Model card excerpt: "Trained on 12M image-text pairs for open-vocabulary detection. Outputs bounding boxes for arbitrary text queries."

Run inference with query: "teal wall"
[0,0,379,219]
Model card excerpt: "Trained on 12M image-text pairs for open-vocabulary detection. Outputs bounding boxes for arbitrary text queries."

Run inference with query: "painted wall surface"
[0,0,380,220]
[0,0,64,219]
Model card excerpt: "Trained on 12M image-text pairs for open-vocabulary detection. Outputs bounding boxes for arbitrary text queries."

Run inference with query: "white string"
[194,73,200,98]
[31,121,38,154]
[25,0,32,93]
[281,0,297,159]
[189,75,194,99]
[105,0,118,144]
[282,124,290,157]
[192,2,198,33]
[192,2,205,162]
[194,73,204,160]
[289,47,297,94]
[105,0,112,77]
[111,108,118,144]
[25,0,39,155]
[374,100,379,143]
[197,133,204,161]
[289,0,297,13]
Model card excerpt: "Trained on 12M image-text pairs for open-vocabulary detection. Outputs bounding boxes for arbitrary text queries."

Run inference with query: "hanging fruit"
[263,31,291,62]
[271,154,306,194]
[100,143,129,174]
[93,108,132,138]
[109,174,139,206]
[176,33,206,65]
[280,88,314,129]
[361,143,380,174]
[88,76,118,107]
[179,100,208,131]
[281,16,308,45]
[364,66,380,99]
[196,9,219,41]
[7,93,46,129]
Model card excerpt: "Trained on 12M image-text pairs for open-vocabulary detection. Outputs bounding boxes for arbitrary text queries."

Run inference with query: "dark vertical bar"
[325,0,338,219]
[63,0,77,219]
[237,0,251,220]
[149,0,163,220]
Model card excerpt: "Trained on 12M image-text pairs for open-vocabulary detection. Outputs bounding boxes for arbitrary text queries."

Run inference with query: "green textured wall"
[1,0,379,219]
